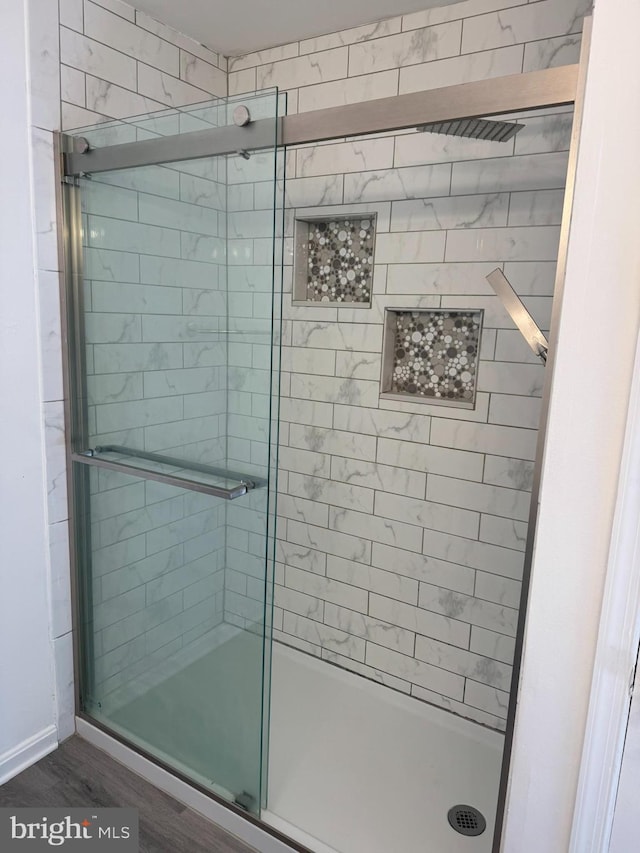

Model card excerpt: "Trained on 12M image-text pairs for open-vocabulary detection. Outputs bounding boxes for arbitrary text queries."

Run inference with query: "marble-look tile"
[322,648,412,694]
[31,128,59,272]
[286,566,368,614]
[464,679,509,719]
[278,494,329,528]
[85,312,141,344]
[85,75,166,120]
[508,189,565,226]
[38,270,64,402]
[411,683,506,731]
[138,64,213,107]
[257,48,348,91]
[391,193,509,232]
[93,0,136,23]
[461,0,590,53]
[334,352,381,381]
[327,555,418,604]
[331,457,426,500]
[479,514,528,552]
[376,231,447,264]
[229,42,299,73]
[426,474,531,522]
[87,373,143,407]
[93,342,182,374]
[451,152,570,195]
[483,455,534,491]
[349,21,462,76]
[325,603,415,655]
[49,521,72,639]
[333,406,431,442]
[292,321,381,352]
[402,0,528,30]
[523,33,582,71]
[283,612,366,662]
[85,2,179,76]
[287,473,374,514]
[479,361,545,397]
[385,260,496,295]
[376,491,480,539]
[287,519,372,565]
[289,424,377,463]
[62,101,109,130]
[470,625,516,665]
[415,634,511,690]
[289,374,380,407]
[488,393,542,429]
[345,164,451,204]
[134,11,223,68]
[330,506,423,553]
[284,175,344,208]
[515,111,573,155]
[445,225,561,263]
[296,138,394,178]
[179,52,226,97]
[475,571,521,609]
[423,528,524,581]
[366,642,465,700]
[419,582,518,637]
[370,593,469,648]
[44,401,68,525]
[61,64,85,107]
[298,70,399,113]
[377,437,485,481]
[372,542,475,595]
[28,0,60,130]
[54,632,76,740]
[430,418,537,461]
[399,44,523,95]
[59,0,83,32]
[276,540,327,575]
[228,68,257,96]
[60,27,136,90]
[299,17,402,54]
[275,584,324,622]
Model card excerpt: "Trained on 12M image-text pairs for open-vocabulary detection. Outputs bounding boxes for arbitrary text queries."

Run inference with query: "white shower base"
[265,644,504,853]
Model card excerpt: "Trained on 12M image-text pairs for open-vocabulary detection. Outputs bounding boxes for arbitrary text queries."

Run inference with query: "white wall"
[501,0,640,849]
[0,0,58,781]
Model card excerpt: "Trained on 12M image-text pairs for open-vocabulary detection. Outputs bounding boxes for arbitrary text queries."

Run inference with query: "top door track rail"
[64,65,578,176]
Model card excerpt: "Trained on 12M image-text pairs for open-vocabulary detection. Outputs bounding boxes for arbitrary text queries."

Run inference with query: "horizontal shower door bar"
[63,65,578,177]
[64,117,280,176]
[72,445,264,500]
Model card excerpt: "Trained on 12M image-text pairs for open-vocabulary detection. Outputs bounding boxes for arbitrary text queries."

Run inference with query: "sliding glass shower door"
[63,91,283,812]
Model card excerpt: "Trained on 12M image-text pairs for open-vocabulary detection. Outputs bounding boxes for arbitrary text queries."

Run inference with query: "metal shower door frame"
[57,54,586,853]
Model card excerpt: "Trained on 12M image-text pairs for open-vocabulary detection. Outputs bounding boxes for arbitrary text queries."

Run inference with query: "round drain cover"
[447,805,487,837]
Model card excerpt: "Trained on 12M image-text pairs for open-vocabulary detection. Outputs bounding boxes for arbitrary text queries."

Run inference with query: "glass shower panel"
[68,90,282,813]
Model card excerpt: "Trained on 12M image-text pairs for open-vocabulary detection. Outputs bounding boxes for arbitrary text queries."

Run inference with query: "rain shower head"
[416,117,524,143]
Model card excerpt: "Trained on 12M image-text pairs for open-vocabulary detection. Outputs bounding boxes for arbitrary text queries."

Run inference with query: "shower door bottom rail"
[71,445,264,500]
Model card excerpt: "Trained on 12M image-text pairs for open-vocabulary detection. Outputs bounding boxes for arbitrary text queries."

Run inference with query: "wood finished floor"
[0,736,256,853]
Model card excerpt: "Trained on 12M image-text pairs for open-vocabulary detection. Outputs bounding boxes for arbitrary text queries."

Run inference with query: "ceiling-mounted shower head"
[416,117,524,142]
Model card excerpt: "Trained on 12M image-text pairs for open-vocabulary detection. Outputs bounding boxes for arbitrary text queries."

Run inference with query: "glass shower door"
[64,91,282,813]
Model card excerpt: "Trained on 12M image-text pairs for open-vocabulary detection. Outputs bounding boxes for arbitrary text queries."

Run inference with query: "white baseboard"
[0,725,58,785]
[76,718,295,853]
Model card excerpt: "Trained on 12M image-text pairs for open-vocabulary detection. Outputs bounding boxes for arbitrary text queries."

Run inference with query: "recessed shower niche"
[293,213,377,306]
[380,308,484,407]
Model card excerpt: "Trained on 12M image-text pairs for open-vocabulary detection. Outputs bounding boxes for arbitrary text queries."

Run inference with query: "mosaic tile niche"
[380,309,484,408]
[293,214,377,306]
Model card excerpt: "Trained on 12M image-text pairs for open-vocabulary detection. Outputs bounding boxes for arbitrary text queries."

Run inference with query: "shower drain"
[447,805,487,837]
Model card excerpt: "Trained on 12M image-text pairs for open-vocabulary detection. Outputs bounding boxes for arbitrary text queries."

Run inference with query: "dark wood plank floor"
[0,736,256,853]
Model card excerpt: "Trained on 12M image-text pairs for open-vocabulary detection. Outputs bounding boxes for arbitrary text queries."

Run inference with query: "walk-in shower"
[59,61,583,853]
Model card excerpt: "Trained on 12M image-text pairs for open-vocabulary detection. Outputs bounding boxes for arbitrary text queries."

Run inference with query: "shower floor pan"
[264,643,504,853]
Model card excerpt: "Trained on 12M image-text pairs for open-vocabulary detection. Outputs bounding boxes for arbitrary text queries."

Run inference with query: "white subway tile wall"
[60,0,226,130]
[55,0,234,706]
[227,0,589,730]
